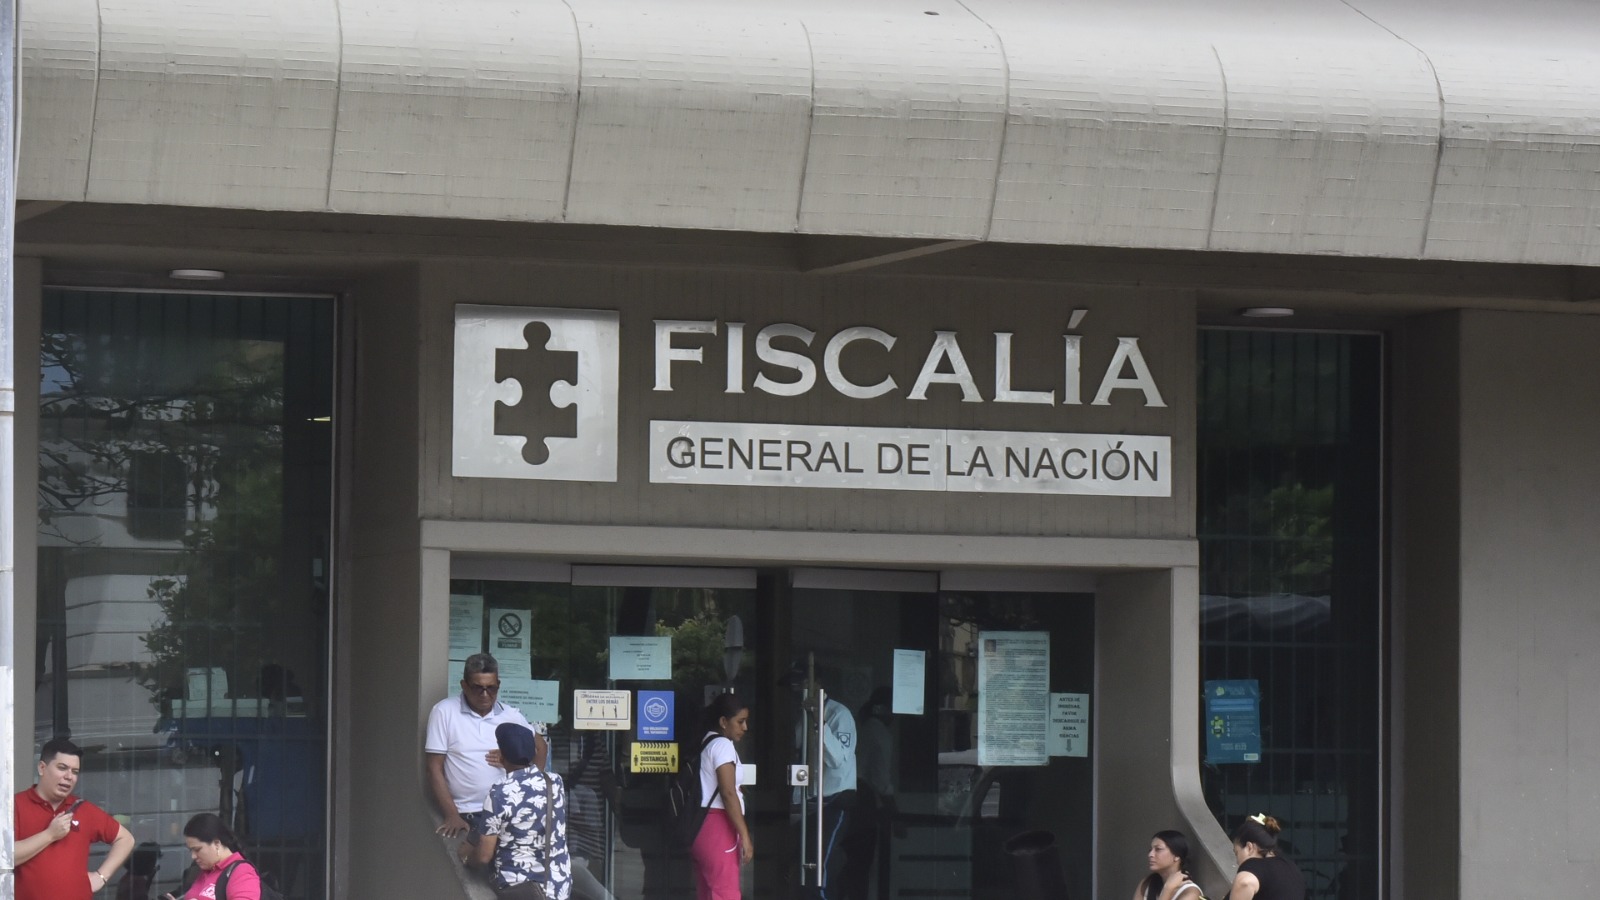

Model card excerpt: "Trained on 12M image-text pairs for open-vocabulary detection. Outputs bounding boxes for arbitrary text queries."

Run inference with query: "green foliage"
[141,459,284,705]
[657,612,732,692]
[1265,481,1333,580]
[58,341,294,708]
[1201,476,1334,595]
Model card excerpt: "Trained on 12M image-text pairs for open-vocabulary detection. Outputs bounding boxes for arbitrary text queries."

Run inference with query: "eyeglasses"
[465,683,500,696]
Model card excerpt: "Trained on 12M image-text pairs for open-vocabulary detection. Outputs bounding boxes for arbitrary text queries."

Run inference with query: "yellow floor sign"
[631,741,680,773]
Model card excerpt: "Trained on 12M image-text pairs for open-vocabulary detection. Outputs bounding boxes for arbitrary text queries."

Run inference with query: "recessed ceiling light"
[1238,307,1294,318]
[168,268,226,281]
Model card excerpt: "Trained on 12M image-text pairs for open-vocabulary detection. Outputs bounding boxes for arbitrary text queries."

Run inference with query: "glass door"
[778,570,942,900]
[770,571,1098,900]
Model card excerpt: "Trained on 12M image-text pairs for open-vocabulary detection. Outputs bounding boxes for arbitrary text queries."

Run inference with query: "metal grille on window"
[1197,330,1383,900]
[37,289,334,900]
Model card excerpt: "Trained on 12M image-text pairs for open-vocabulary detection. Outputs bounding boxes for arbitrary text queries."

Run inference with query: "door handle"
[815,686,827,890]
[798,705,815,879]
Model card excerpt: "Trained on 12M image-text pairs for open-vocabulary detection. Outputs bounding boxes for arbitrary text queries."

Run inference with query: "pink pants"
[692,807,742,900]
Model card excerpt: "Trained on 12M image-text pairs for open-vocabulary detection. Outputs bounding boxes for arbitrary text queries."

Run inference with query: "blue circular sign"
[643,696,670,723]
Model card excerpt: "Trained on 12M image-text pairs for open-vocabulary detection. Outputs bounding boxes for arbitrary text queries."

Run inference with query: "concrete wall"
[1395,310,1600,900]
[1457,312,1600,896]
[416,261,1196,538]
[342,265,462,900]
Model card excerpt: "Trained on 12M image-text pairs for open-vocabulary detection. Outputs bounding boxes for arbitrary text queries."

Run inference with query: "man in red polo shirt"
[15,737,136,900]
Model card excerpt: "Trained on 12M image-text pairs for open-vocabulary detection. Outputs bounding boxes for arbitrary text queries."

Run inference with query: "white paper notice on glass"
[609,636,673,681]
[501,678,561,726]
[977,631,1051,766]
[891,649,926,715]
[1048,692,1090,757]
[575,689,632,730]
[449,595,485,661]
[487,608,533,679]
[446,655,474,697]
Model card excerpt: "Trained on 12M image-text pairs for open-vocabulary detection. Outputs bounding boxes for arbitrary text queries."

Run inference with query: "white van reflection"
[937,749,1002,824]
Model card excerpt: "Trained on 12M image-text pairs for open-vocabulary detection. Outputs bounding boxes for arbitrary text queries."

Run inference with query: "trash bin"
[1004,830,1071,900]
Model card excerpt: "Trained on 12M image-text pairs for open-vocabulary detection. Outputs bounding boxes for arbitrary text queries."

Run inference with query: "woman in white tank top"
[692,694,754,900]
[1134,830,1204,900]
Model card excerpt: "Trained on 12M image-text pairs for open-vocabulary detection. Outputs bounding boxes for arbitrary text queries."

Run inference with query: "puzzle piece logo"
[494,321,578,466]
[453,306,620,481]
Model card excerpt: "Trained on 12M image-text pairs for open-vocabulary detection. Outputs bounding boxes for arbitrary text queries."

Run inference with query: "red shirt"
[14,788,121,900]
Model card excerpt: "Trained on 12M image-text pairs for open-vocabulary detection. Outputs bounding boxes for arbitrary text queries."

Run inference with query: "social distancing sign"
[631,742,679,773]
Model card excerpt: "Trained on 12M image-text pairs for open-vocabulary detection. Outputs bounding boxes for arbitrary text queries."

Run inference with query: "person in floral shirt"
[462,723,573,899]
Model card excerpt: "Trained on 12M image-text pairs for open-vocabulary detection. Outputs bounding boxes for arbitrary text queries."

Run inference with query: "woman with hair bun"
[163,813,261,900]
[1224,814,1304,900]
[1132,829,1204,900]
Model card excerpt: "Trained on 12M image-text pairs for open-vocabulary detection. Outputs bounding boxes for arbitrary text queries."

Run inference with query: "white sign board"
[651,421,1169,497]
[574,689,632,730]
[452,306,620,482]
[1048,692,1090,757]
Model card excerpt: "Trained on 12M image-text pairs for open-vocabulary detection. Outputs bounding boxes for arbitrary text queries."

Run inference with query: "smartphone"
[68,799,84,831]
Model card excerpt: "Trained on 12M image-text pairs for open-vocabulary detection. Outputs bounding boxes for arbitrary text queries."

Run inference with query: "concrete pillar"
[1096,566,1232,898]
[1394,310,1600,900]
[341,265,460,900]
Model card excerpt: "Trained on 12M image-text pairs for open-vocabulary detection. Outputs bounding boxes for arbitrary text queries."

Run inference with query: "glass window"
[934,591,1095,900]
[445,572,1093,900]
[447,578,760,900]
[1197,330,1383,900]
[36,289,335,900]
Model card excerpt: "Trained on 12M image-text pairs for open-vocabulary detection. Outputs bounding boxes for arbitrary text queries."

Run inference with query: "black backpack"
[665,734,718,848]
[217,859,286,900]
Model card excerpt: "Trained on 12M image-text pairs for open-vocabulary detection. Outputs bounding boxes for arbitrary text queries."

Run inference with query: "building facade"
[11,1,1600,900]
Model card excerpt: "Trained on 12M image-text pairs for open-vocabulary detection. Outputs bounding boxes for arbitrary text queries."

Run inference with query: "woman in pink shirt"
[162,813,261,900]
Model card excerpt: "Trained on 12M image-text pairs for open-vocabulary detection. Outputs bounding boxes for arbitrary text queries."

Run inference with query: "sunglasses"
[465,683,501,696]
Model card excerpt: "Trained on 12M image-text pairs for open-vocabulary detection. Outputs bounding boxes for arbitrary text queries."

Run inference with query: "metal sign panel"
[652,420,1170,497]
[452,305,620,482]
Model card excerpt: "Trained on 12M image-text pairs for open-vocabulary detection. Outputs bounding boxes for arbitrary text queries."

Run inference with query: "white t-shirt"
[424,694,534,813]
[698,733,744,813]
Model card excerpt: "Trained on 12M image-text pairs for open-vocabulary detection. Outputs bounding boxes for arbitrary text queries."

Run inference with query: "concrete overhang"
[20,0,1600,267]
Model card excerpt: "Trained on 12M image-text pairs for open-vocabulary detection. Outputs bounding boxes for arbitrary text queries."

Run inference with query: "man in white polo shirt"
[426,653,543,839]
